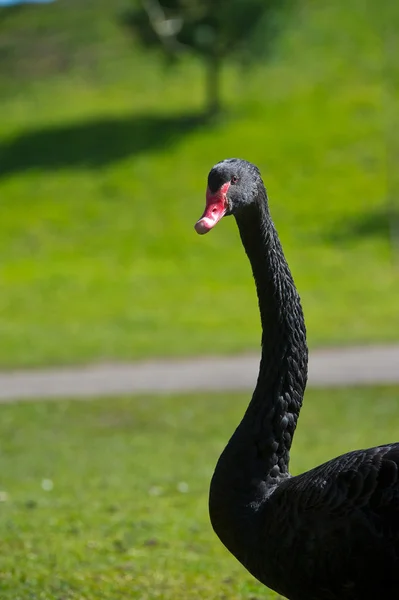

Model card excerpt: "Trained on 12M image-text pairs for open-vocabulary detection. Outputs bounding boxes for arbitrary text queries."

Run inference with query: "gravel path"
[0,344,398,402]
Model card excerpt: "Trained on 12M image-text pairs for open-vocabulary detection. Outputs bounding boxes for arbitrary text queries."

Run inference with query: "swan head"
[195,158,264,234]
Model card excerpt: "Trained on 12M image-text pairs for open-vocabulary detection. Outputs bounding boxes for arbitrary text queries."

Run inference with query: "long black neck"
[209,182,308,571]
[235,190,308,481]
[211,188,308,498]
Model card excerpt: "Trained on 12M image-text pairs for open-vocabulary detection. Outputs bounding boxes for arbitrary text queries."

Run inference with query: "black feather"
[202,159,399,600]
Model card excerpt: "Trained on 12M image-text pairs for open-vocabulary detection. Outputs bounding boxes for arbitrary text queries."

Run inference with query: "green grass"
[0,386,398,599]
[0,0,399,368]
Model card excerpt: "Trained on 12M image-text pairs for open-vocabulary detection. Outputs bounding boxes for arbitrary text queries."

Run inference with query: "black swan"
[194,158,399,600]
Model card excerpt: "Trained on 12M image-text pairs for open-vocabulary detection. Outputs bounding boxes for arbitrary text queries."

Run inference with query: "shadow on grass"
[327,208,393,243]
[0,112,210,177]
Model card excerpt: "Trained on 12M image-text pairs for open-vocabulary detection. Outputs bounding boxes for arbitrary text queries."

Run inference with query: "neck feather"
[208,188,308,564]
[235,192,308,480]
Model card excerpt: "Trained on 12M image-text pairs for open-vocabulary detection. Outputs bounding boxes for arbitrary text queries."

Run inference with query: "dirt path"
[0,344,398,402]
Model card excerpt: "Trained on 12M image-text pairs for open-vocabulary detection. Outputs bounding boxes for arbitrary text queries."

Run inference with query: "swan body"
[194,159,399,600]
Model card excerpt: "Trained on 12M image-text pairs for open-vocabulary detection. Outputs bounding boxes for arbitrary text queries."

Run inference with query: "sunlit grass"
[0,385,398,599]
[0,0,398,368]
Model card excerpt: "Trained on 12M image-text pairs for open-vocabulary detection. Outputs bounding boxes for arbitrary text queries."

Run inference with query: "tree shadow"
[326,208,393,243]
[0,112,209,178]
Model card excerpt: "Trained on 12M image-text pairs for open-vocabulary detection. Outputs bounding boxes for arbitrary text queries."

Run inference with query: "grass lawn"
[0,385,398,599]
[0,0,399,368]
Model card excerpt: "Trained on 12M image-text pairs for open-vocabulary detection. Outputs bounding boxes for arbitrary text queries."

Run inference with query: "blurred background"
[0,0,398,369]
[0,1,398,599]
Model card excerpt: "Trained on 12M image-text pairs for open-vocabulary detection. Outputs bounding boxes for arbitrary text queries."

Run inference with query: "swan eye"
[231,175,239,184]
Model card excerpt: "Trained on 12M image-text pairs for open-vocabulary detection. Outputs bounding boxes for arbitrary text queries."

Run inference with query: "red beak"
[194,182,230,235]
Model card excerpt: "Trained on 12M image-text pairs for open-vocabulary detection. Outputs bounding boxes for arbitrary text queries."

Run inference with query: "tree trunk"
[205,52,221,117]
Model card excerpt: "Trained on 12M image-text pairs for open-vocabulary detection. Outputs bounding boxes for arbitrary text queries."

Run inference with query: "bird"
[194,158,399,600]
